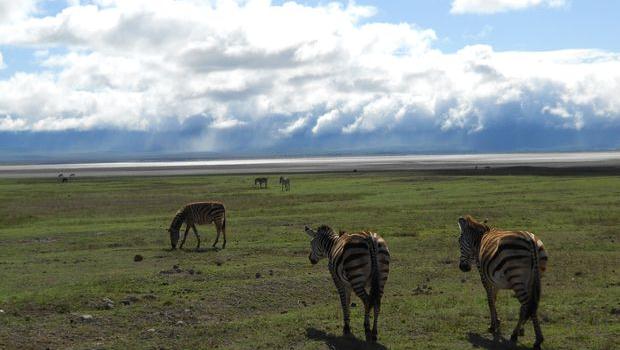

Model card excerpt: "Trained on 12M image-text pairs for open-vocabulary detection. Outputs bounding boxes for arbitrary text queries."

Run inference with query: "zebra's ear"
[304,225,316,238]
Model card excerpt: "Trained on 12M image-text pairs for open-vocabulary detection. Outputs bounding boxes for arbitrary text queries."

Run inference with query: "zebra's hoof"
[510,334,518,343]
[533,344,542,350]
[342,326,351,336]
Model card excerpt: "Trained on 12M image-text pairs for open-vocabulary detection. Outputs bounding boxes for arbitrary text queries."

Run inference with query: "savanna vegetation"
[0,171,619,349]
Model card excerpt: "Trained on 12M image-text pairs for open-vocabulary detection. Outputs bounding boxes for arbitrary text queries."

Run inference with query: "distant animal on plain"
[303,225,390,342]
[279,176,290,191]
[254,177,268,189]
[168,202,227,250]
[457,215,548,350]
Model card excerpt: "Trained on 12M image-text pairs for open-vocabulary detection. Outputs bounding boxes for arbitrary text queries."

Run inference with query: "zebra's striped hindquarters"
[304,225,390,343]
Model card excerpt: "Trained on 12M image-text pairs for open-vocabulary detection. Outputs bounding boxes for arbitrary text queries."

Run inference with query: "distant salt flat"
[1,152,620,178]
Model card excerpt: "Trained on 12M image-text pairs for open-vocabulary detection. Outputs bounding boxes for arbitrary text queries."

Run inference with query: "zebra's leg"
[191,224,201,250]
[480,273,500,334]
[351,285,371,341]
[222,219,227,249]
[510,303,529,343]
[371,295,381,342]
[179,223,191,249]
[330,271,351,336]
[532,312,544,350]
[212,222,221,248]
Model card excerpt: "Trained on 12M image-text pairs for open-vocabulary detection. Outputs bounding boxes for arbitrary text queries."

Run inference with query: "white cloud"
[0,0,617,153]
[0,0,38,23]
[0,51,5,69]
[451,0,567,14]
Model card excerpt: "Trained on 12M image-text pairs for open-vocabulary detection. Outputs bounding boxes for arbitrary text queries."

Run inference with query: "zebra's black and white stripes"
[304,225,390,342]
[168,202,227,250]
[458,216,548,350]
[279,176,290,191]
[254,177,268,189]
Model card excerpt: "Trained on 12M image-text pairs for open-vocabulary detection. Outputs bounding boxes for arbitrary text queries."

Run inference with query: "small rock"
[184,309,191,313]
[80,314,94,322]
[146,328,156,333]
[176,320,185,326]
[102,297,114,304]
[0,309,4,314]
[134,254,144,262]
[255,272,262,279]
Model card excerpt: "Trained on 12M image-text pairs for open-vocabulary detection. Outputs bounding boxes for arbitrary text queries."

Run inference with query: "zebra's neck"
[317,232,339,255]
[169,210,186,232]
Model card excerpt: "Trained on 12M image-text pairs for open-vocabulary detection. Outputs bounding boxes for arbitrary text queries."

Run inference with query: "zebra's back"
[480,230,547,289]
[184,202,226,225]
[332,232,390,291]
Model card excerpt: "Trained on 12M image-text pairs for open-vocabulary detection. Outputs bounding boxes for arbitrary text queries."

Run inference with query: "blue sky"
[1,0,619,160]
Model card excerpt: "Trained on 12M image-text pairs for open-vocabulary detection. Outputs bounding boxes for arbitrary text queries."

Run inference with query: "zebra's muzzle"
[459,261,471,272]
[309,254,318,265]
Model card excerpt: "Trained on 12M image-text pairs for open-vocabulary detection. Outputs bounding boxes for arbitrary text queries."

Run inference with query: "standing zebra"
[168,202,227,250]
[279,176,290,191]
[254,177,268,189]
[303,225,390,342]
[458,216,548,349]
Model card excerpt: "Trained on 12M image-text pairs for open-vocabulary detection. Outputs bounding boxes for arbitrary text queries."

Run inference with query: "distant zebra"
[168,202,227,250]
[458,216,548,349]
[304,225,390,342]
[279,176,290,191]
[254,177,268,189]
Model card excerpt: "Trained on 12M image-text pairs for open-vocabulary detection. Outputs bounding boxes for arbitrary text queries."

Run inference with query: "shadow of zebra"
[467,332,531,350]
[306,328,388,350]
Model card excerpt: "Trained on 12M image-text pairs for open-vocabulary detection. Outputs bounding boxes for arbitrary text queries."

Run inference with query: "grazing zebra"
[254,177,268,189]
[279,176,290,191]
[458,216,548,349]
[303,225,390,342]
[168,202,227,250]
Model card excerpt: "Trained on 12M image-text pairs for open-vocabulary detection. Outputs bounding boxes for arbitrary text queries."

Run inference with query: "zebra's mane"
[169,209,186,232]
[465,215,490,234]
[316,224,337,237]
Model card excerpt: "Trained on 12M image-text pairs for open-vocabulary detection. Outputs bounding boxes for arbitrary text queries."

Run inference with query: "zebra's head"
[168,227,180,250]
[458,216,489,272]
[304,225,332,265]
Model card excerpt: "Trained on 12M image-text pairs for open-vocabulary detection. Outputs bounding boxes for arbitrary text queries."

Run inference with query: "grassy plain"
[0,170,619,349]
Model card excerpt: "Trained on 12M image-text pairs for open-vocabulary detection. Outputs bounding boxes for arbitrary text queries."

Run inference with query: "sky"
[1,0,619,160]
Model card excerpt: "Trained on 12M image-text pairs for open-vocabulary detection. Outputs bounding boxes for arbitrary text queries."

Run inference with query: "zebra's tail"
[527,234,541,318]
[367,233,381,312]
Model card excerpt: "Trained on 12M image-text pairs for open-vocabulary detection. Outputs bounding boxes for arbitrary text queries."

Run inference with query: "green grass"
[0,172,619,349]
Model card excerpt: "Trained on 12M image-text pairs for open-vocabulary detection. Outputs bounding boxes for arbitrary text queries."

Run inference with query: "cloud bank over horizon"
[1,0,619,157]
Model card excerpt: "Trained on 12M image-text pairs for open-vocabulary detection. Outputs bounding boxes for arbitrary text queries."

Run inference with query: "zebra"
[168,202,227,250]
[303,225,390,342]
[458,216,548,349]
[279,176,290,191]
[254,177,268,189]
